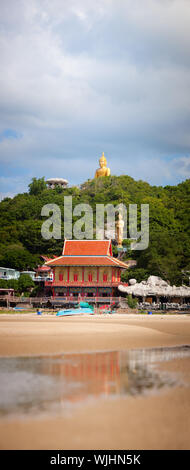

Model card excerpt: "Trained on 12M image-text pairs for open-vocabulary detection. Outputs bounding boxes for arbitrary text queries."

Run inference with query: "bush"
[127,294,138,309]
[18,274,35,294]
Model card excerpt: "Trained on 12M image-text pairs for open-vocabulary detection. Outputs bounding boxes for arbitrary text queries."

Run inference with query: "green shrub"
[127,294,138,309]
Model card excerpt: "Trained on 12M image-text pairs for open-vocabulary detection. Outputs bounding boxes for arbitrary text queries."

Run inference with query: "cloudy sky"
[0,0,190,198]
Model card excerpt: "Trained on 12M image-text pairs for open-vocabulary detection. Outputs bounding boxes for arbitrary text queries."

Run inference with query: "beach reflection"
[0,346,190,417]
[41,351,121,401]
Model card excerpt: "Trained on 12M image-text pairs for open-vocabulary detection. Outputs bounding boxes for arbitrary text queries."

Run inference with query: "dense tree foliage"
[28,177,47,195]
[0,176,189,286]
[0,274,34,295]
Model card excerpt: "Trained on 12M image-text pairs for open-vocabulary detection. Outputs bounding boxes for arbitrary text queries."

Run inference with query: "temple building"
[45,240,129,298]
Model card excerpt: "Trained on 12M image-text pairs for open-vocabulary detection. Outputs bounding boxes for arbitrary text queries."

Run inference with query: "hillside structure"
[45,240,129,298]
[46,178,68,189]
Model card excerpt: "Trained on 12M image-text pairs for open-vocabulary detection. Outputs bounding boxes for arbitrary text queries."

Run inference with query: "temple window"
[59,274,63,281]
[73,273,78,282]
[88,273,93,282]
[103,273,108,282]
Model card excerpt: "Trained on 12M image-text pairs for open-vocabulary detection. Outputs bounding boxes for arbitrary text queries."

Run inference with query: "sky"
[0,0,190,199]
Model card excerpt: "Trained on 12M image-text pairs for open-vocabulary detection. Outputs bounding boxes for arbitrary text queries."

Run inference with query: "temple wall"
[69,266,82,281]
[54,267,67,281]
[84,267,97,282]
[99,267,112,281]
[54,266,118,282]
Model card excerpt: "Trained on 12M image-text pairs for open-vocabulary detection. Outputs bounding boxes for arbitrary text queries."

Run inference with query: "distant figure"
[95,152,111,178]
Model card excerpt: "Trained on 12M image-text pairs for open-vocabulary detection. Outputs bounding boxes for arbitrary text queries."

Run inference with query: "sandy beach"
[0,313,190,449]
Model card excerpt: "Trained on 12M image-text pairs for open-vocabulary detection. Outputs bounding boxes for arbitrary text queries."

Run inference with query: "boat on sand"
[56,302,94,317]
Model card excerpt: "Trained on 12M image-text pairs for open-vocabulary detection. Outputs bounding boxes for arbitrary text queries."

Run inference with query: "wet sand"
[0,313,190,449]
[0,313,190,356]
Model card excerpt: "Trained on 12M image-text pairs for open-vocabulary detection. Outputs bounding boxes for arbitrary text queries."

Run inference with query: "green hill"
[0,175,189,286]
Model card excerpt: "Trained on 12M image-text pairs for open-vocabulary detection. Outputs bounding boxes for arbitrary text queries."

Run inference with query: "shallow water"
[0,346,190,418]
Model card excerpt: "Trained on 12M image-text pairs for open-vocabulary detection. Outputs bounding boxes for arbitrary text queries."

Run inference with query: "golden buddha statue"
[95,152,111,178]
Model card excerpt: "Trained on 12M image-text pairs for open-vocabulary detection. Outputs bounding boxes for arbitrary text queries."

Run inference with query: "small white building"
[0,267,20,280]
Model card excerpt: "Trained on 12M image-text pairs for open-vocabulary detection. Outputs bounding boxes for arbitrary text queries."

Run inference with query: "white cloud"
[0,0,190,193]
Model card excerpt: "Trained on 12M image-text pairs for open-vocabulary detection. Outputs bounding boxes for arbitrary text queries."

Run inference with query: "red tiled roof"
[36,266,51,272]
[45,255,128,269]
[63,240,112,256]
[41,255,54,262]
